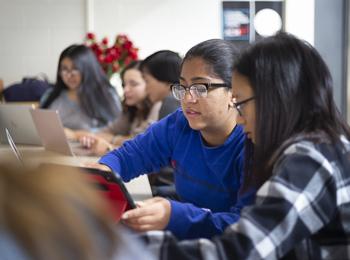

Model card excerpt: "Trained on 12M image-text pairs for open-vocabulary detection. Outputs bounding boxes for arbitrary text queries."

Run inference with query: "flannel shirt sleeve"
[141,142,339,260]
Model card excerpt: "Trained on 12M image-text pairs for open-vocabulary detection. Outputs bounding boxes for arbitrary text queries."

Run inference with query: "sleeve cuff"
[166,200,191,240]
[99,152,122,176]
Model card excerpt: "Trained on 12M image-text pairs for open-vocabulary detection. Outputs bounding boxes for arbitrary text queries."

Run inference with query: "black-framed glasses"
[171,82,227,100]
[60,68,80,78]
[233,96,255,116]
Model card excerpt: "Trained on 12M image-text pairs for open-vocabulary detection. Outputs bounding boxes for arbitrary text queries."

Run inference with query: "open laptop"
[5,128,24,165]
[5,127,135,221]
[30,109,92,156]
[0,104,42,145]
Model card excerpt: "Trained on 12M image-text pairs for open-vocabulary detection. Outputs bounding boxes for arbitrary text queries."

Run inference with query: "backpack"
[3,77,53,102]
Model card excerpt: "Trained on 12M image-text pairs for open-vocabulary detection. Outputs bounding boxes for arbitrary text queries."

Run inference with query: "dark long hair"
[119,61,152,122]
[41,44,121,126]
[140,50,182,84]
[235,32,350,189]
[183,39,238,88]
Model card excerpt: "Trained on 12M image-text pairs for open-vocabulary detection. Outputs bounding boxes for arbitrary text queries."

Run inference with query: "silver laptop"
[30,109,92,156]
[0,104,42,145]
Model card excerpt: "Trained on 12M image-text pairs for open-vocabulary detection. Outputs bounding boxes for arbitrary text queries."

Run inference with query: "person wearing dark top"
[140,50,182,192]
[140,50,182,119]
[141,32,350,259]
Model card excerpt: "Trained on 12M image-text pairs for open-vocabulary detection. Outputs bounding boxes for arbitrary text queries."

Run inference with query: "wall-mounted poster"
[222,1,250,48]
[223,8,250,41]
[222,1,284,48]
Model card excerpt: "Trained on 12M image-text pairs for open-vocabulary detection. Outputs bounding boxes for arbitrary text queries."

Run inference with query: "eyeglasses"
[171,82,227,100]
[233,96,255,116]
[60,68,80,78]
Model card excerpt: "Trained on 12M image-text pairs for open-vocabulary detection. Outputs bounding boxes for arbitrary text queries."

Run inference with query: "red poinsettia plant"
[85,32,139,77]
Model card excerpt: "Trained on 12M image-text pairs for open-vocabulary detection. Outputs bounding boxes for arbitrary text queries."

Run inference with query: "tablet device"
[82,166,136,210]
[40,164,136,221]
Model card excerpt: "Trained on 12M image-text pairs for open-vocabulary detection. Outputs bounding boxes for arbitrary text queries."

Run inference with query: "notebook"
[0,104,42,145]
[30,109,92,156]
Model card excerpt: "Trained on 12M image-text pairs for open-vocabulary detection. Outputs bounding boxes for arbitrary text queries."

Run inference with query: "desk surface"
[0,145,152,201]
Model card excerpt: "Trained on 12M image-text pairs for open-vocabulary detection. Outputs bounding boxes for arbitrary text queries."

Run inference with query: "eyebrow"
[179,76,211,82]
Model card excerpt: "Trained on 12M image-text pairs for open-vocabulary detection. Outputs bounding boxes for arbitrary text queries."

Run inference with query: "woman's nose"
[183,91,197,103]
[124,85,131,93]
[236,113,245,125]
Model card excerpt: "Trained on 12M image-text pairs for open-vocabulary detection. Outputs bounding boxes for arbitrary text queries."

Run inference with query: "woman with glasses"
[40,44,122,130]
[98,39,255,239]
[142,32,350,259]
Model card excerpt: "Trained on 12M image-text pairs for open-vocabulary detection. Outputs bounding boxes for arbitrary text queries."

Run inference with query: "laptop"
[30,109,92,156]
[6,127,135,220]
[0,104,42,145]
[5,128,24,165]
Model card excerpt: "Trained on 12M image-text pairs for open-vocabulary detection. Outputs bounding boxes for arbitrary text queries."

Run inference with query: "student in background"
[40,44,122,131]
[0,164,153,260]
[75,61,161,155]
[141,50,182,119]
[139,50,182,192]
[97,39,254,240]
[141,32,350,259]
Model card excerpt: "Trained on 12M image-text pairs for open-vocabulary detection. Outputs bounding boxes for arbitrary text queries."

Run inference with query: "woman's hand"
[80,135,113,156]
[64,128,90,141]
[121,197,171,232]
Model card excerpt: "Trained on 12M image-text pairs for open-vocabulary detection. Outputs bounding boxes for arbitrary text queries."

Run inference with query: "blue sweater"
[100,109,254,239]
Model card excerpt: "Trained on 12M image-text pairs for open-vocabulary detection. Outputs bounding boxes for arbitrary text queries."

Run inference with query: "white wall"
[285,0,314,45]
[93,0,222,59]
[0,0,315,86]
[0,0,86,86]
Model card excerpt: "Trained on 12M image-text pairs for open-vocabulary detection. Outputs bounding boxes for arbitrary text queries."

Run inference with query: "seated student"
[73,61,161,155]
[40,44,122,131]
[97,39,255,240]
[141,32,350,259]
[0,164,154,259]
[139,50,182,193]
[140,50,182,119]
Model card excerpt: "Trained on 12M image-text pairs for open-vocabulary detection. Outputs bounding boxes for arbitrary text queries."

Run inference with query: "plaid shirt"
[142,135,350,260]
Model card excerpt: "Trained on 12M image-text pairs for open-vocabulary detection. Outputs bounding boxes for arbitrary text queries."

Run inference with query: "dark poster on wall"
[222,1,283,49]
[222,1,250,49]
